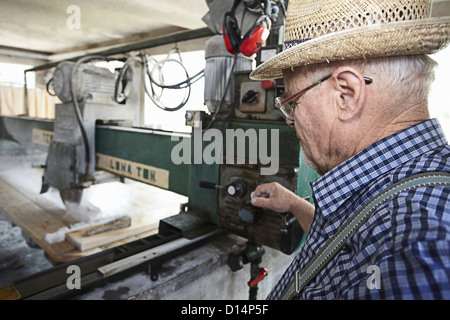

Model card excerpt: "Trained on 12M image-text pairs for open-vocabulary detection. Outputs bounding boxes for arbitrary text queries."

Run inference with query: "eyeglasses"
[274,74,373,121]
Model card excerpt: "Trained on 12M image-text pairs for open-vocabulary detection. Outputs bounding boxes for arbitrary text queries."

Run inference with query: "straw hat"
[250,0,450,80]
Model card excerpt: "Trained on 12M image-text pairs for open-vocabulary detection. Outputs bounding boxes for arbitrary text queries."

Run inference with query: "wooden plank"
[65,210,174,252]
[0,168,186,263]
[0,178,80,264]
[83,216,131,237]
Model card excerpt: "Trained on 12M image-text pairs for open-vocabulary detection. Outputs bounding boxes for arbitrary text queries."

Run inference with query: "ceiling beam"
[26,27,214,72]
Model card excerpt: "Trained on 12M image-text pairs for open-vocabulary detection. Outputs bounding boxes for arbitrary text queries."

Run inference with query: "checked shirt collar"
[310,118,448,219]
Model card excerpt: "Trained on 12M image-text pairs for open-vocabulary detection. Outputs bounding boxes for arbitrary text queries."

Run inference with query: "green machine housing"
[169,70,316,255]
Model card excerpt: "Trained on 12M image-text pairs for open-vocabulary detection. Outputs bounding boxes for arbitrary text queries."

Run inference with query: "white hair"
[304,55,438,107]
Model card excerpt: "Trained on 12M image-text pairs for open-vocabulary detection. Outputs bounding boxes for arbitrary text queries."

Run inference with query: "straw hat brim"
[250,17,450,80]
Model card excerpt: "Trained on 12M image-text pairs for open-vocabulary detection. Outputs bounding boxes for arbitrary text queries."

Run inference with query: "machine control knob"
[241,90,259,104]
[199,180,247,198]
[226,181,246,198]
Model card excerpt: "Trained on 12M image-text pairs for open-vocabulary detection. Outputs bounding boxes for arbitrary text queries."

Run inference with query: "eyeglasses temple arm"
[364,77,373,85]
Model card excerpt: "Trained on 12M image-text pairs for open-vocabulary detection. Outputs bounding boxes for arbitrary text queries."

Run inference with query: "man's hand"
[250,182,296,213]
[251,182,315,234]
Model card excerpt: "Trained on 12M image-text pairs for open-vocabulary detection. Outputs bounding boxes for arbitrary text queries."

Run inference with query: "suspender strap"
[280,171,450,300]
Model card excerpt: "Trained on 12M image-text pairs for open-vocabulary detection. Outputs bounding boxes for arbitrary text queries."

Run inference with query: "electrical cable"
[114,56,142,104]
[115,49,204,112]
[145,56,191,112]
[147,66,204,89]
[46,77,56,96]
[142,49,205,112]
[70,55,111,181]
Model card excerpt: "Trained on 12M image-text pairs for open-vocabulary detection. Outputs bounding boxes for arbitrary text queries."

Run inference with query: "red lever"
[248,268,268,287]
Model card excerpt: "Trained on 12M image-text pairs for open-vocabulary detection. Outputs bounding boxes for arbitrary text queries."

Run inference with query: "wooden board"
[66,210,174,251]
[0,177,77,264]
[0,168,187,264]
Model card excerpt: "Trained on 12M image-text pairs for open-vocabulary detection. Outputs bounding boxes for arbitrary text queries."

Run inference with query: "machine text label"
[96,153,169,189]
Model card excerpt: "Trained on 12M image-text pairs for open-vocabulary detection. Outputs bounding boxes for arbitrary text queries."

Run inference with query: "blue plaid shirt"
[268,119,450,300]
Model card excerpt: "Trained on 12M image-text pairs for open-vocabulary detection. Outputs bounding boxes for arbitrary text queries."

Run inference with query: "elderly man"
[249,0,450,299]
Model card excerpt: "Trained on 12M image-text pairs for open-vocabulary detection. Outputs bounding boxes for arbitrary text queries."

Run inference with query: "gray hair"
[305,55,438,106]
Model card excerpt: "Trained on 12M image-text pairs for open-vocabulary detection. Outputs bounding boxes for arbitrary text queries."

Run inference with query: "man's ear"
[331,66,367,121]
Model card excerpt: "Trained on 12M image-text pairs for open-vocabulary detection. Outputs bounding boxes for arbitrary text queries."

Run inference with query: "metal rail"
[1,227,221,300]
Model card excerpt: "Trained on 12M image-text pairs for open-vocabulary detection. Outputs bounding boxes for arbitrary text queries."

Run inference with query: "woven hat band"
[284,0,431,50]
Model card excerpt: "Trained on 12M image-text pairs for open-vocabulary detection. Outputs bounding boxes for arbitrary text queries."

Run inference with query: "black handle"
[199,181,221,189]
